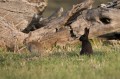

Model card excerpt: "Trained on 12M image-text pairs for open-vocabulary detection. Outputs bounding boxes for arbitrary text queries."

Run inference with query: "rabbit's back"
[80,41,93,55]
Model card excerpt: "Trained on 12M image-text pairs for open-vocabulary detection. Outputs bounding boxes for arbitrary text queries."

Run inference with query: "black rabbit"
[79,27,93,55]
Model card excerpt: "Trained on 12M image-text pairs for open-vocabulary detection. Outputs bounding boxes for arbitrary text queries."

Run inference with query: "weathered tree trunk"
[0,0,120,55]
[0,0,47,31]
[0,0,47,52]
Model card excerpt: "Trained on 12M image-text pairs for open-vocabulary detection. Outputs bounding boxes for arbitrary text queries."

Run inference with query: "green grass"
[0,41,120,79]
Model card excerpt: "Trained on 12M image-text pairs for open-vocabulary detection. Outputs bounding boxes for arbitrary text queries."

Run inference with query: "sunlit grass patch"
[0,40,120,79]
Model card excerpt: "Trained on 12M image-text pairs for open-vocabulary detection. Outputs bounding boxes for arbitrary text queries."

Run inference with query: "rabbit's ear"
[84,27,89,36]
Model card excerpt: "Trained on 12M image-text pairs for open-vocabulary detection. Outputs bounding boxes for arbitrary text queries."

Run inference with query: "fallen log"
[0,0,47,52]
[0,0,47,31]
[0,0,120,55]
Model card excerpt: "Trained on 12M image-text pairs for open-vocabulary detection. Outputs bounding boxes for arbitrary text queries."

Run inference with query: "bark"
[0,0,47,52]
[0,0,47,31]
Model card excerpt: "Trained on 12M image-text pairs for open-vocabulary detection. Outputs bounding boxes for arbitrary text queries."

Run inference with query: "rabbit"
[79,27,93,55]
